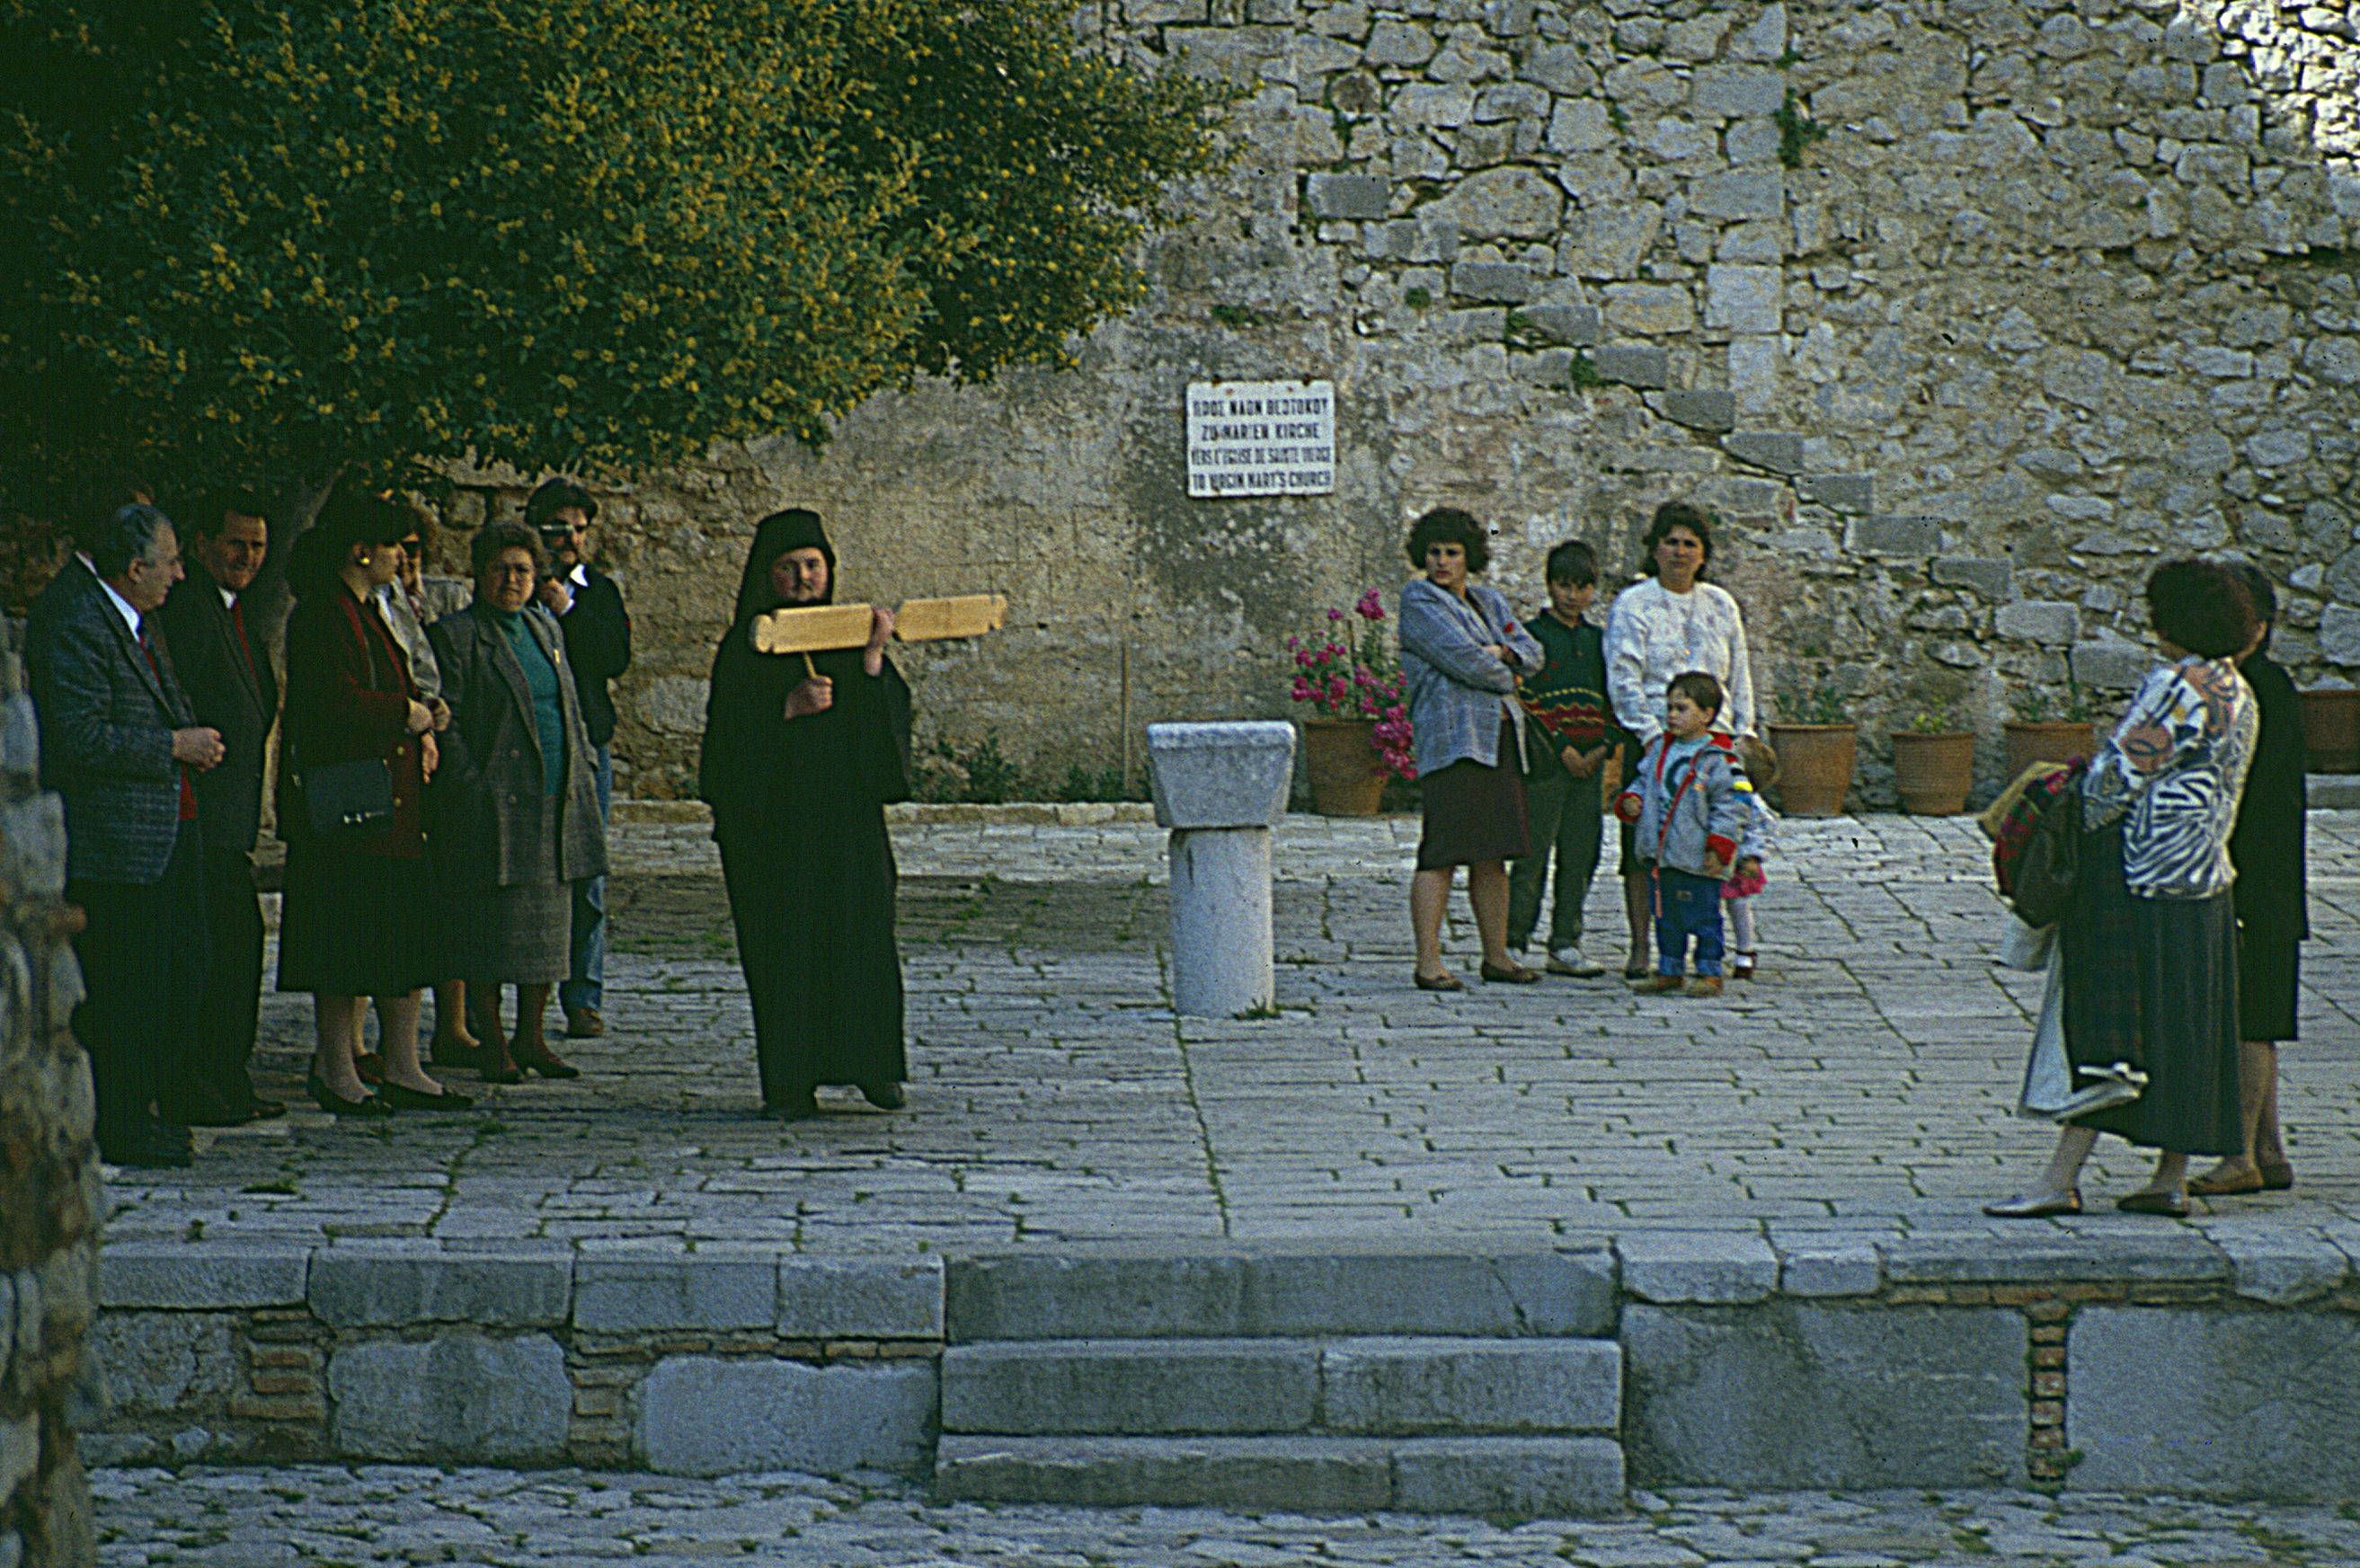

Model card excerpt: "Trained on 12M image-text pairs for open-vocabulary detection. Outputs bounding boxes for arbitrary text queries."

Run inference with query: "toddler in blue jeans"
[1614,671,1751,997]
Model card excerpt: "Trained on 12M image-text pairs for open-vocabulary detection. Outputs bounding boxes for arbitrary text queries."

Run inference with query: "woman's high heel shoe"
[378,1082,476,1112]
[511,1041,581,1080]
[478,1050,525,1085]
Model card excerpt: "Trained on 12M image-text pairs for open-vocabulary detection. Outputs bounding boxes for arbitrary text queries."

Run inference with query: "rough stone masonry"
[0,619,102,1568]
[422,0,2360,806]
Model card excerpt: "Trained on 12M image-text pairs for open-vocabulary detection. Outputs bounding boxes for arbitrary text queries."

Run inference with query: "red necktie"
[138,619,199,822]
[229,597,260,688]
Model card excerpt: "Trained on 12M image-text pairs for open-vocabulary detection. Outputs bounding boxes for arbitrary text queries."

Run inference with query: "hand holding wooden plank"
[752,594,1007,655]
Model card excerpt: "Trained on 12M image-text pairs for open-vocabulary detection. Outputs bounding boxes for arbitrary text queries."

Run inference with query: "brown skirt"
[1416,721,1530,870]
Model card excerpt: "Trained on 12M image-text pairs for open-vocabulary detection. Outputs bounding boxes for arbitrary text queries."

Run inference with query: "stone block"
[1321,1338,1620,1434]
[308,1249,571,1328]
[948,1253,1247,1341]
[1778,1246,1881,1298]
[1704,264,1782,333]
[1623,1304,2027,1488]
[0,1413,33,1503]
[573,1253,774,1333]
[943,1338,1315,1435]
[2071,638,2154,690]
[1690,170,1785,220]
[1518,304,1601,347]
[1655,389,1737,433]
[81,1312,235,1415]
[1592,345,1670,389]
[1449,261,1534,305]
[1434,166,1563,240]
[1845,515,1942,557]
[1880,1232,2226,1286]
[1931,556,2014,601]
[2318,604,2360,665]
[2070,1309,2360,1499]
[637,1356,936,1477]
[1303,173,1388,222]
[1364,19,1434,67]
[2206,1229,2348,1305]
[1722,431,1805,474]
[1617,1234,1776,1305]
[1691,64,1786,117]
[1240,1252,1619,1338]
[1995,599,2079,643]
[936,1434,1392,1511]
[1147,722,1294,830]
[1603,284,1695,336]
[1802,474,1876,511]
[1389,1437,1625,1517]
[99,1245,309,1309]
[776,1255,943,1340]
[328,1333,571,1462]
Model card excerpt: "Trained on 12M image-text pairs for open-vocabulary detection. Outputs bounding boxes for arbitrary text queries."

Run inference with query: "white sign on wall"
[1185,378,1335,498]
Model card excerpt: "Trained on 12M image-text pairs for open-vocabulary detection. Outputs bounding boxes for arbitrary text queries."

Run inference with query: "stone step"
[945,1246,1617,1342]
[942,1336,1620,1438]
[936,1434,1626,1516]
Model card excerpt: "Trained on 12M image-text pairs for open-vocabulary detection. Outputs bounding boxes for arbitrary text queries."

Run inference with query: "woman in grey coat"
[428,521,608,1082]
[1398,507,1543,990]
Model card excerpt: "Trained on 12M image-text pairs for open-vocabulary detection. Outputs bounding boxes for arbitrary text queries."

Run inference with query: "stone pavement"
[88,1465,2360,1565]
[101,809,2360,1262]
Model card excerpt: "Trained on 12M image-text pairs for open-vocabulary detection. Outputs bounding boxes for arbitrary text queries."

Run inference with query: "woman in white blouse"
[1603,501,1757,979]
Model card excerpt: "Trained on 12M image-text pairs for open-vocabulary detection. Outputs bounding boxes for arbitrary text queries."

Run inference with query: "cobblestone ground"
[102,812,2360,1253]
[90,1465,2360,1565]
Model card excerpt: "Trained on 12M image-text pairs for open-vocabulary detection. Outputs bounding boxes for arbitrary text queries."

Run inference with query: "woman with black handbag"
[277,489,468,1114]
[1986,561,2257,1218]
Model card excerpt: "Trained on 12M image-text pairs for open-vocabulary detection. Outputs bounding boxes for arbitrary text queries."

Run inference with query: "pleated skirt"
[277,841,434,998]
[2063,826,2243,1156]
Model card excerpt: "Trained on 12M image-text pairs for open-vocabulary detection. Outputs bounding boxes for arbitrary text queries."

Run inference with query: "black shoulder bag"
[2010,776,2082,928]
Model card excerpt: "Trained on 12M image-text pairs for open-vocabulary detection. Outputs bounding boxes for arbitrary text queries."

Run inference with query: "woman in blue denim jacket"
[1397,508,1543,990]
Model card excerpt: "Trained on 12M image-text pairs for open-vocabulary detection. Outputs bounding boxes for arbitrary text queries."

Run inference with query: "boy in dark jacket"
[1508,541,1618,976]
[1616,671,1750,997]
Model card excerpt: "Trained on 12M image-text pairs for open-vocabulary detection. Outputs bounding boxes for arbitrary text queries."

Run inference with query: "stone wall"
[421,0,2360,804]
[0,621,101,1568]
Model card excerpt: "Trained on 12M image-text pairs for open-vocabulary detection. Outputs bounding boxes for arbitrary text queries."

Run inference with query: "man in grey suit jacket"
[27,504,226,1167]
[159,489,283,1125]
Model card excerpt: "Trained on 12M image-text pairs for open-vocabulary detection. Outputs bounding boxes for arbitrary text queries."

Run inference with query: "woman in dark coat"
[428,521,607,1083]
[699,509,911,1121]
[278,490,467,1114]
[2191,561,2309,1196]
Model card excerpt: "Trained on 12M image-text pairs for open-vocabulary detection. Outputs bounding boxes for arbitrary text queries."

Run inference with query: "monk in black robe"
[699,509,912,1120]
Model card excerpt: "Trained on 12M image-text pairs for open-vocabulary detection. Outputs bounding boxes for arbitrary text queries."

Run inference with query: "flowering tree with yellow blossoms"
[0,0,1224,533]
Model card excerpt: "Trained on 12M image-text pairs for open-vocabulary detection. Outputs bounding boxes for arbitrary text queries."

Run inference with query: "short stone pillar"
[1146,722,1296,1019]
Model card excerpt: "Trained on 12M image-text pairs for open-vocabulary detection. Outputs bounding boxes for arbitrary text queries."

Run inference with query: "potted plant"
[2002,677,2098,782]
[1890,703,1975,815]
[1285,589,1415,815]
[2300,684,2359,774]
[1766,679,1857,817]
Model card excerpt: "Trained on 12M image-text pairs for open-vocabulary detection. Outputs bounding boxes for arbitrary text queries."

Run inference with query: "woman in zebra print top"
[1987,560,2258,1221]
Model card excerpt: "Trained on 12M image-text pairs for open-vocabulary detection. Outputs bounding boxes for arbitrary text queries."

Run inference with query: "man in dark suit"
[526,477,631,1041]
[26,503,225,1168]
[159,487,283,1124]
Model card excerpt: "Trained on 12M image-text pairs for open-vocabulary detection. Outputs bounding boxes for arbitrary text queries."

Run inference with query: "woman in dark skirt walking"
[1397,507,1544,990]
[2190,561,2309,1197]
[1988,560,2258,1218]
[699,509,912,1121]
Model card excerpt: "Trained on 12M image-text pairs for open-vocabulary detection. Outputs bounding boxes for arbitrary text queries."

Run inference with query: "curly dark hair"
[2217,559,2277,632]
[472,519,548,580]
[1638,500,1714,579]
[2144,558,2256,660]
[523,476,599,531]
[1403,507,1490,575]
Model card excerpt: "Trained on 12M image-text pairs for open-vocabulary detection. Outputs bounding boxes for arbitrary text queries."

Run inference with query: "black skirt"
[1416,720,1530,871]
[2063,825,2243,1156]
[278,840,434,997]
[2238,933,2300,1044]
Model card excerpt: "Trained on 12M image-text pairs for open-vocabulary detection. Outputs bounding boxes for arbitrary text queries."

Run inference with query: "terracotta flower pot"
[2300,687,2360,774]
[1890,730,1976,815]
[1300,716,1388,815]
[2002,719,2098,784]
[1765,723,1856,817]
